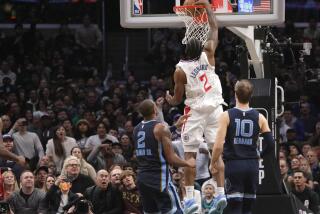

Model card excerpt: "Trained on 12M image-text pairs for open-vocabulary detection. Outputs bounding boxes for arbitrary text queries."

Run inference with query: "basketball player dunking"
[166,0,227,213]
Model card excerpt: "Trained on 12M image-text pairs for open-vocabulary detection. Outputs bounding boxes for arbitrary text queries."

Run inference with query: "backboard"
[120,0,285,28]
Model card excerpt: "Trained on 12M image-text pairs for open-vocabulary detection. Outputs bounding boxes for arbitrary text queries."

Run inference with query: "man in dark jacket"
[64,156,94,194]
[84,169,123,214]
[43,176,79,214]
[292,170,319,213]
[7,171,46,214]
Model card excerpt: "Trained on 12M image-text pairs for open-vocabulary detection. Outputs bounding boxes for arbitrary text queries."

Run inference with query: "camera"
[64,197,92,214]
[0,202,9,214]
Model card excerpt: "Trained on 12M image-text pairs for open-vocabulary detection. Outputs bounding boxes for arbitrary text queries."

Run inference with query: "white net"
[175,6,210,45]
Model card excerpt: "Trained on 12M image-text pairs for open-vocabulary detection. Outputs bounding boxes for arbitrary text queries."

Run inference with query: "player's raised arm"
[165,67,187,106]
[196,0,218,64]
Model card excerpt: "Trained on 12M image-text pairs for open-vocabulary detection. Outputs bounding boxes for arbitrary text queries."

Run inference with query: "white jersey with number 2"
[177,52,224,111]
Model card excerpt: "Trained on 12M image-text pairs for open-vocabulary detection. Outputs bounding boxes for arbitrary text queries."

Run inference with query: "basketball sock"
[185,186,194,200]
[216,187,225,195]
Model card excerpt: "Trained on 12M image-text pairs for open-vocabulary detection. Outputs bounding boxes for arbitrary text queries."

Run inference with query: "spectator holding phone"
[0,119,25,169]
[43,175,78,214]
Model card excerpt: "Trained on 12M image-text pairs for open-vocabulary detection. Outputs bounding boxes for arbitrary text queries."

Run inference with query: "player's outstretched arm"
[196,0,218,64]
[154,124,195,168]
[211,112,229,163]
[165,67,186,106]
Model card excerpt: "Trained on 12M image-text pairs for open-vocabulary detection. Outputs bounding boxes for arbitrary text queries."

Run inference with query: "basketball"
[183,0,206,16]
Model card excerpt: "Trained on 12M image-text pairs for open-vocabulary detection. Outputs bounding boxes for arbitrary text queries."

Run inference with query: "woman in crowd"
[46,126,78,173]
[48,161,57,176]
[119,134,134,161]
[73,119,92,151]
[299,157,314,189]
[61,146,96,180]
[2,170,19,201]
[287,143,302,162]
[43,175,56,192]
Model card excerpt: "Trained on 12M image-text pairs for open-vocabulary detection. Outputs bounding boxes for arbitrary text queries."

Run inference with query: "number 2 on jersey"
[199,73,212,92]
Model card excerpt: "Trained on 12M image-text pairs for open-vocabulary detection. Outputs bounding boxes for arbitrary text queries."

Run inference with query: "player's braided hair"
[185,38,203,60]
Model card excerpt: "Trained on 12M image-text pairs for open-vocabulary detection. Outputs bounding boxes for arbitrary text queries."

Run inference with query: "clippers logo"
[182,134,189,142]
[133,0,143,15]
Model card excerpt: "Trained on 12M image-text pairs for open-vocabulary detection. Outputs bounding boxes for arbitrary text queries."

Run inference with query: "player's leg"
[137,182,161,214]
[184,151,197,197]
[205,105,227,213]
[181,107,203,213]
[158,182,184,214]
[222,160,246,214]
[224,200,243,214]
[242,159,259,214]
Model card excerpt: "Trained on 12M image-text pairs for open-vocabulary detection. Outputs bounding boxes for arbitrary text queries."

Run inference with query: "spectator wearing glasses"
[62,156,94,195]
[61,146,96,181]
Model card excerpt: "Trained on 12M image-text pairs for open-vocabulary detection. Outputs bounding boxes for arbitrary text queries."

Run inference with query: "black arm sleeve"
[260,132,275,158]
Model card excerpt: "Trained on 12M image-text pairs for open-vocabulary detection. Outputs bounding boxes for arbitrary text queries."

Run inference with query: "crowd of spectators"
[0,9,319,214]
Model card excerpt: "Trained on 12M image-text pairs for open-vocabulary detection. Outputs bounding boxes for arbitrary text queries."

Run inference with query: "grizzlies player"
[133,99,196,214]
[210,80,275,214]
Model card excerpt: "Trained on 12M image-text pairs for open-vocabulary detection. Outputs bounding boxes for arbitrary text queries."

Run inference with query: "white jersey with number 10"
[176,52,224,111]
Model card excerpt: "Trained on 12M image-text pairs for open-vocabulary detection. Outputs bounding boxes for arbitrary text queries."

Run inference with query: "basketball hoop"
[174,5,215,45]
